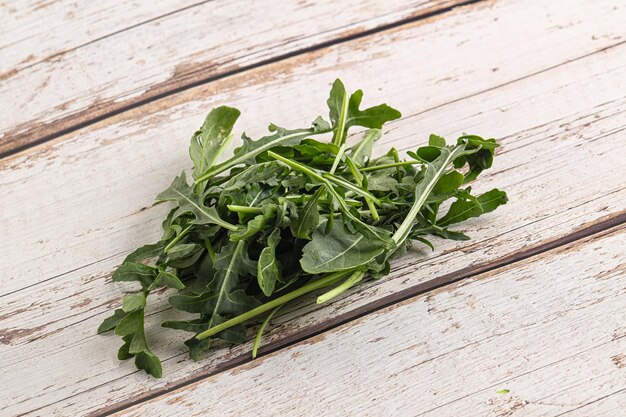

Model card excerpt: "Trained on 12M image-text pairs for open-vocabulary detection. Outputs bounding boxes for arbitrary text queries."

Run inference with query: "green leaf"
[257,229,282,296]
[98,309,129,333]
[169,292,215,314]
[162,318,209,333]
[428,134,446,147]
[117,335,133,360]
[135,350,163,378]
[327,79,401,147]
[438,188,508,226]
[301,221,386,274]
[392,143,478,245]
[114,310,144,337]
[123,241,167,264]
[153,270,185,290]
[454,135,499,182]
[166,243,200,260]
[290,188,322,239]
[156,171,237,231]
[112,262,158,290]
[230,204,277,241]
[170,241,260,359]
[195,122,329,183]
[349,129,381,165]
[189,106,240,178]
[122,292,147,312]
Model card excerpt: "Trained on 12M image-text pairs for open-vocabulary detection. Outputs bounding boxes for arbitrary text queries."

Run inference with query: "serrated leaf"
[156,171,237,231]
[327,79,401,147]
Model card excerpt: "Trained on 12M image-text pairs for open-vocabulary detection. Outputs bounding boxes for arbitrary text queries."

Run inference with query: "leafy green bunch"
[98,80,507,377]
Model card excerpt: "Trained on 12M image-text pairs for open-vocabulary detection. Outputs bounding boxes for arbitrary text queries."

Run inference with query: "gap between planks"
[0,0,481,158]
[97,218,626,416]
[2,1,620,412]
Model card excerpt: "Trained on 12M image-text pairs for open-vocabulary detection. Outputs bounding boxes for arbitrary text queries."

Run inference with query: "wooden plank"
[1,0,625,415]
[1,0,200,77]
[115,225,626,417]
[0,0,467,156]
[2,31,626,417]
[2,0,624,295]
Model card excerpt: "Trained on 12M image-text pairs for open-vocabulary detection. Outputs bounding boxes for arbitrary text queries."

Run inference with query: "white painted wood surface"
[1,0,624,415]
[1,0,200,76]
[116,226,626,417]
[0,0,463,152]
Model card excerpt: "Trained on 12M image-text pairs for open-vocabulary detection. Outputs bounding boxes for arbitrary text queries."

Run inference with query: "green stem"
[360,161,419,172]
[227,205,264,214]
[204,239,215,263]
[392,146,463,244]
[195,129,326,184]
[269,151,374,234]
[268,151,326,183]
[251,305,283,359]
[317,270,365,304]
[330,143,347,174]
[345,156,379,220]
[164,225,192,253]
[323,173,381,206]
[196,270,352,340]
[332,92,349,146]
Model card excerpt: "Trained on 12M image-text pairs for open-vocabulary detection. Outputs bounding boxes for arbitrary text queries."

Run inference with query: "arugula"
[99,79,507,377]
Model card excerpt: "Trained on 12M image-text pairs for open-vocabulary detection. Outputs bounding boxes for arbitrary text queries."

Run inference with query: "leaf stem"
[251,305,283,359]
[392,146,464,244]
[360,161,419,172]
[164,225,192,253]
[195,128,326,184]
[196,270,352,340]
[331,91,349,146]
[227,204,264,214]
[345,156,379,220]
[316,270,365,304]
[330,143,347,174]
[268,151,326,183]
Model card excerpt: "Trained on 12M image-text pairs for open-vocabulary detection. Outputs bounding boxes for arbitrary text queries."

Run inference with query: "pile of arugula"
[98,80,507,377]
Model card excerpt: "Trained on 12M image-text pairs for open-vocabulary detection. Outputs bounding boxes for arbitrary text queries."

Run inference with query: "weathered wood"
[0,0,467,155]
[1,0,625,415]
[2,25,626,417]
[115,225,626,417]
[1,0,200,78]
[2,0,624,295]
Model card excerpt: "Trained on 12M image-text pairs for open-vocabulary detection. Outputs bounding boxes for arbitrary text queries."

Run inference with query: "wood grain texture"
[1,0,625,415]
[3,21,626,417]
[1,0,201,77]
[0,0,467,156]
[116,225,626,417]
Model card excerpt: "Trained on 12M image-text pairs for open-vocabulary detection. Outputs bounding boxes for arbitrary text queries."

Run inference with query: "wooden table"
[1,1,625,415]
